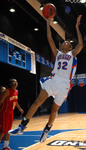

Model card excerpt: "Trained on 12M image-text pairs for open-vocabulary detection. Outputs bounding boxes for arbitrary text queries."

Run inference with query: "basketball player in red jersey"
[0,79,24,150]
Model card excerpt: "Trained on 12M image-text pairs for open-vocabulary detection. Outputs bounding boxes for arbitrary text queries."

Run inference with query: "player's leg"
[48,102,60,125]
[3,112,14,150]
[0,134,4,141]
[39,84,69,143]
[2,133,11,150]
[0,113,8,144]
[0,112,12,150]
[25,89,48,119]
[8,89,49,135]
[39,102,60,142]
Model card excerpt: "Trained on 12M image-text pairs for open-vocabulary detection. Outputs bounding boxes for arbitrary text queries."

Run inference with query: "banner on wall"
[71,74,86,87]
[35,53,54,69]
[77,74,86,87]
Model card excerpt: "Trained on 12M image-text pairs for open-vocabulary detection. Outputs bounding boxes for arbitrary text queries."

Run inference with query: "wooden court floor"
[12,113,86,150]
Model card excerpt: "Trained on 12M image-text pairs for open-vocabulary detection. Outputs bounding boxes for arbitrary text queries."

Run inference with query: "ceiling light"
[34,28,39,31]
[53,20,58,24]
[9,8,15,12]
[80,0,86,3]
[70,40,73,43]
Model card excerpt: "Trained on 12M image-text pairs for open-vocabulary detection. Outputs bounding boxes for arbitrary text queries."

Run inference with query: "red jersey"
[0,88,18,134]
[0,88,18,113]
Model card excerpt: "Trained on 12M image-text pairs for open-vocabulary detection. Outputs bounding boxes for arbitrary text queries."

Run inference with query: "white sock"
[4,140,9,148]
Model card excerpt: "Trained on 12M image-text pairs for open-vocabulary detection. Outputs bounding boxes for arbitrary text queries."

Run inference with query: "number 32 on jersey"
[57,61,68,70]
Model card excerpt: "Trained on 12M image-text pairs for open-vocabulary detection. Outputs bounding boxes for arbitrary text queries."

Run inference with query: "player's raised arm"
[46,20,58,57]
[72,15,83,57]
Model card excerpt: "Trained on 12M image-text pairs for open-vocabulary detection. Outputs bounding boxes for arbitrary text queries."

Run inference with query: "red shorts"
[0,110,13,134]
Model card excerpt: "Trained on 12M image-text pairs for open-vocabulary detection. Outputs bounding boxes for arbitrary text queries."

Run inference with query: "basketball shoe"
[8,124,25,135]
[39,123,52,143]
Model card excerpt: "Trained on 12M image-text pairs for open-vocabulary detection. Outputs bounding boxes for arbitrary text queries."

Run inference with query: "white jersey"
[52,50,77,80]
[40,50,77,106]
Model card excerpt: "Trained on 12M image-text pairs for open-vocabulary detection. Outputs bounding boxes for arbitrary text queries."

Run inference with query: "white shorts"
[40,75,70,106]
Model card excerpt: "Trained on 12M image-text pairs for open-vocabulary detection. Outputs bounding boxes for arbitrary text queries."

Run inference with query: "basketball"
[42,3,56,19]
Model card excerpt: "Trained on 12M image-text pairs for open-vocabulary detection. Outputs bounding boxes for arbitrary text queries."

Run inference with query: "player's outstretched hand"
[76,14,82,28]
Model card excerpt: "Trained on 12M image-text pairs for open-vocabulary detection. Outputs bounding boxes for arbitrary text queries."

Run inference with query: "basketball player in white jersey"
[8,15,83,142]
